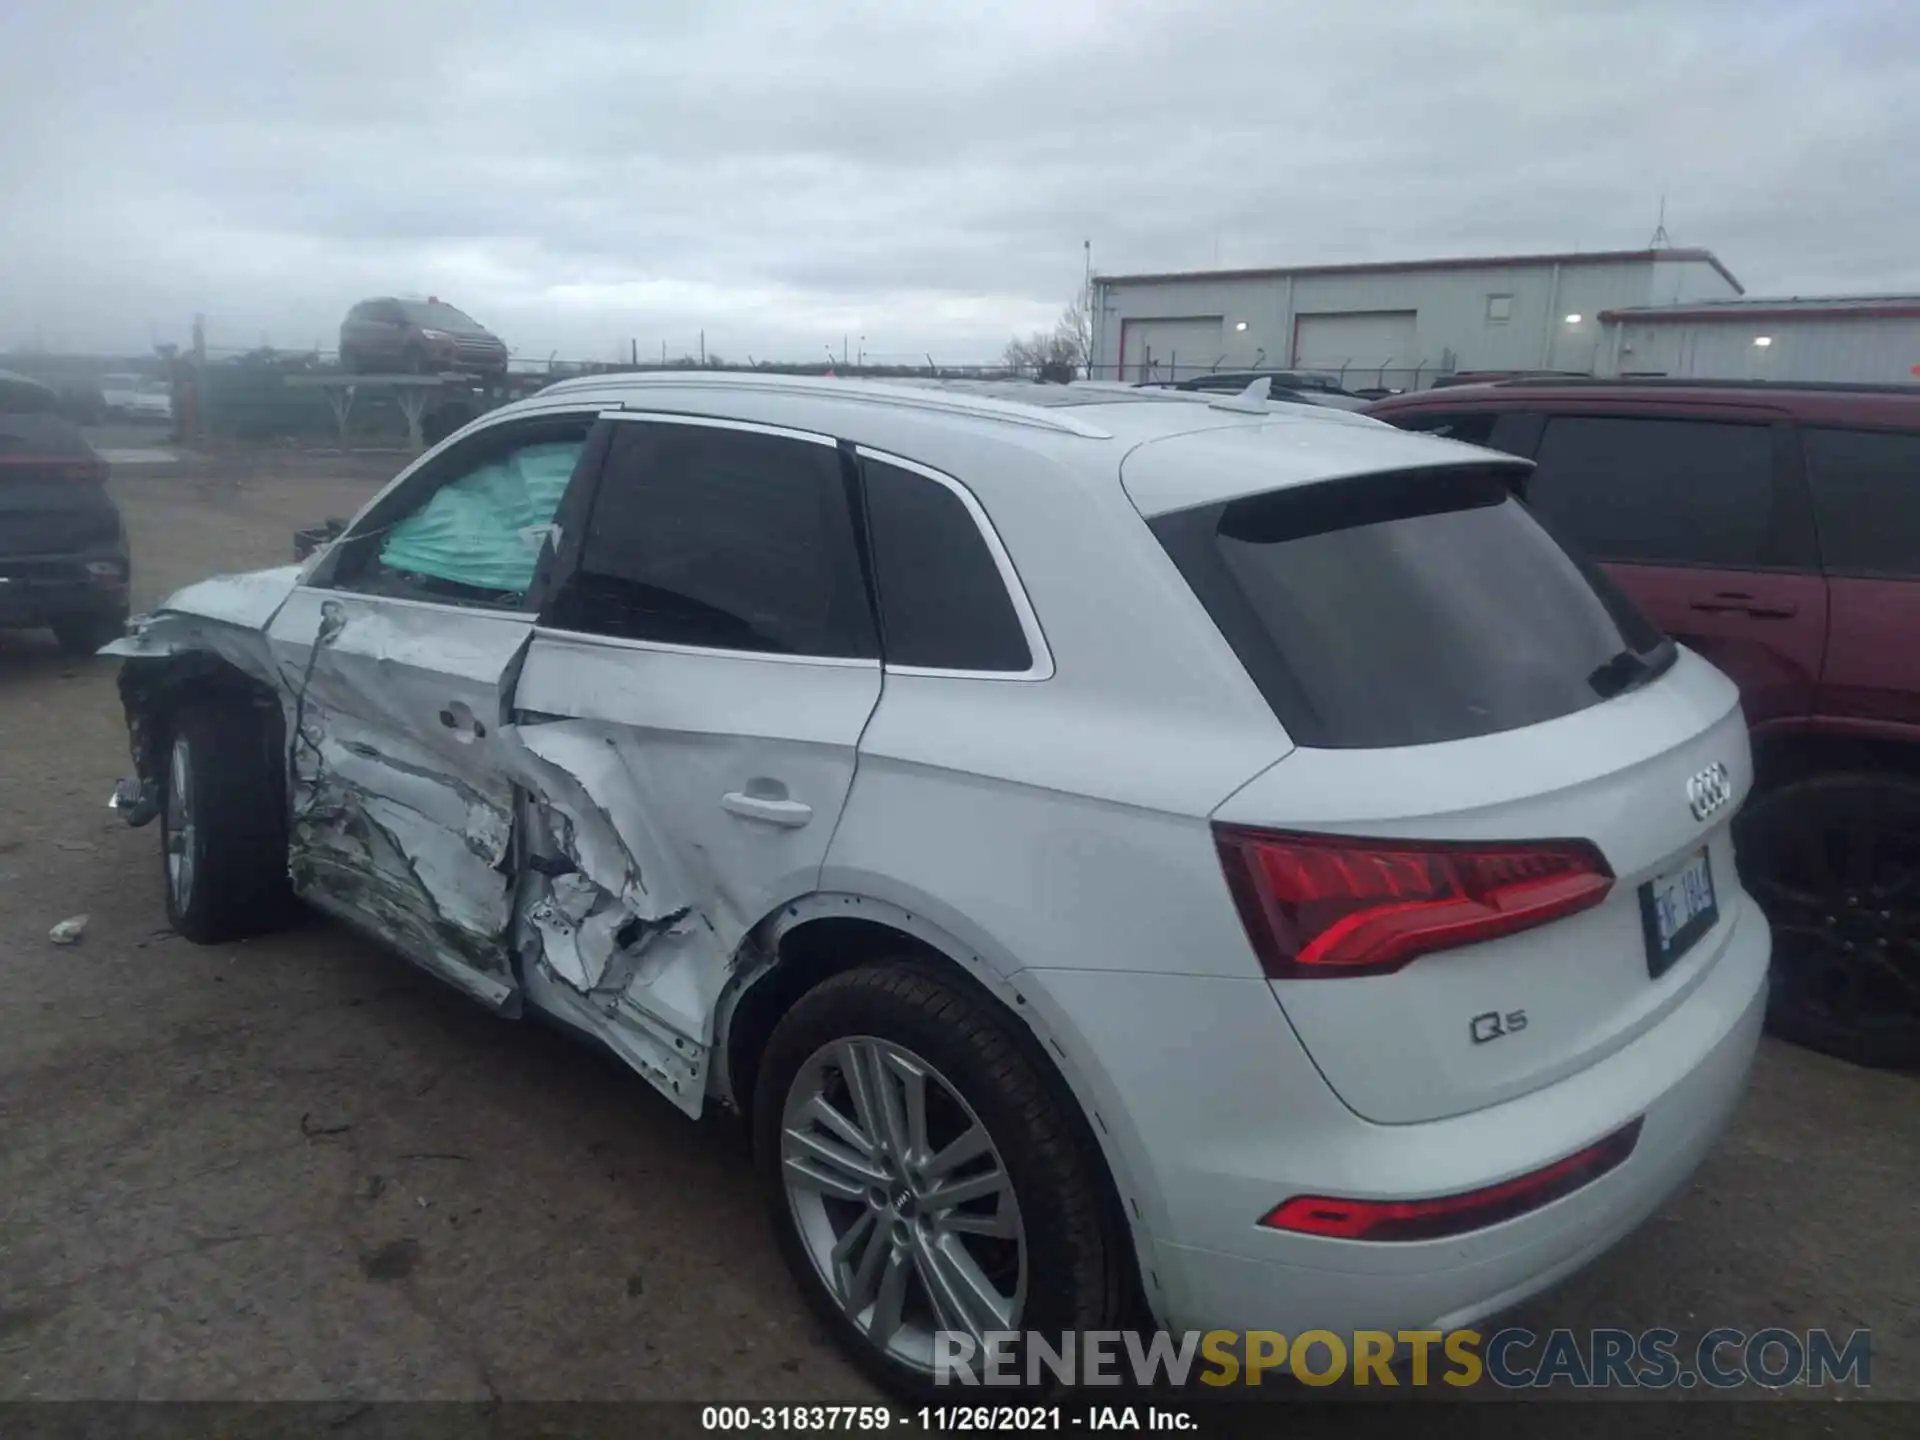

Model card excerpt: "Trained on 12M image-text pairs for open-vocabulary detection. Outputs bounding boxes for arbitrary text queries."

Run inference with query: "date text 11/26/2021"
[701,1406,1196,1432]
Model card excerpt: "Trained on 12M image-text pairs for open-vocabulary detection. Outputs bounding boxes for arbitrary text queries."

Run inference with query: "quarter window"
[546,421,876,659]
[1527,416,1777,567]
[1803,427,1920,579]
[861,457,1033,672]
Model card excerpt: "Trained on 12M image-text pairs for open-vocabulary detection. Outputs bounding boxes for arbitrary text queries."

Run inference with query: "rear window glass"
[400,301,482,330]
[1151,468,1669,749]
[1803,427,1920,579]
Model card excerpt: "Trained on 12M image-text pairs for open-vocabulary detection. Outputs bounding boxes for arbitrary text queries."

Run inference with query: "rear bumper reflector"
[1260,1118,1644,1241]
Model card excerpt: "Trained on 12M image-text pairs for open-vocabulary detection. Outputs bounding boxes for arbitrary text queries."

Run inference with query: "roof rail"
[1497,376,1920,396]
[535,371,1116,438]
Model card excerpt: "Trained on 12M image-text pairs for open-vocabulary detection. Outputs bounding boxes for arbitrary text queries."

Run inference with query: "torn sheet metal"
[100,565,303,657]
[499,718,734,1112]
[107,596,287,833]
[104,565,748,1116]
[270,589,529,1004]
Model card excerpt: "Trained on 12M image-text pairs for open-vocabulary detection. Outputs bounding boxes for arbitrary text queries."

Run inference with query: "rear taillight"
[1213,825,1613,979]
[1260,1119,1643,1241]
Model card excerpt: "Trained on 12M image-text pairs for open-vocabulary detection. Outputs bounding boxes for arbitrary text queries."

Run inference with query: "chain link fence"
[1,348,1046,449]
[1086,356,1458,394]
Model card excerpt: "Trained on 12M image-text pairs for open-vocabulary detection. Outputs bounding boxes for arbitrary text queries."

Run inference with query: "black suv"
[0,371,130,654]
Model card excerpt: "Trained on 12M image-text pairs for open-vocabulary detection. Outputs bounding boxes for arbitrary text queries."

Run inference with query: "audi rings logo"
[1687,762,1733,822]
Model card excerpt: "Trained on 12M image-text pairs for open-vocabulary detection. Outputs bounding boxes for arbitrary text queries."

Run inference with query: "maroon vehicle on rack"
[1367,377,1920,1067]
[339,296,509,377]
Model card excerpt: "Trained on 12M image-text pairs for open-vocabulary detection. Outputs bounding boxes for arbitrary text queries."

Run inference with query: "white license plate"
[1640,848,1718,976]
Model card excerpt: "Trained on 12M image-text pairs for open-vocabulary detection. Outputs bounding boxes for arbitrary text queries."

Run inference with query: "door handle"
[1688,593,1798,619]
[722,791,813,828]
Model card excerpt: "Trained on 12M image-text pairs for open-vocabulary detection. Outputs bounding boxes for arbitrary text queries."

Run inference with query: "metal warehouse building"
[1090,247,1745,390]
[1600,296,1920,384]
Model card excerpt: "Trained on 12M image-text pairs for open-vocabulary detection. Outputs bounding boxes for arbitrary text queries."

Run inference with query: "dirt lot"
[1,442,1915,1405]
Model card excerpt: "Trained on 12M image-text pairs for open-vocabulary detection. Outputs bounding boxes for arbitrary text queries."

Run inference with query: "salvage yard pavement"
[0,443,1915,1403]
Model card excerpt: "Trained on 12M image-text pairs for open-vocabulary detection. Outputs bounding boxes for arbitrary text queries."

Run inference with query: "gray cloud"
[3,0,1917,361]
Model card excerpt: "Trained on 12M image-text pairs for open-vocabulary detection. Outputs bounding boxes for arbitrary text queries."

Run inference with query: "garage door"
[1120,317,1224,383]
[1292,310,1419,370]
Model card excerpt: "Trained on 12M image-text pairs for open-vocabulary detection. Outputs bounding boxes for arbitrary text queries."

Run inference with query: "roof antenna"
[1209,376,1272,413]
[1650,191,1671,249]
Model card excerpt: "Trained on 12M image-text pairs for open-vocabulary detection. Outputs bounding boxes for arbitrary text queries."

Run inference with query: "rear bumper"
[0,552,130,626]
[1016,887,1769,1340]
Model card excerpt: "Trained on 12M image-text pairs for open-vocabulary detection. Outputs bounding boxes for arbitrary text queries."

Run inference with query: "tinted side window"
[1527,416,1776,567]
[548,421,876,659]
[862,458,1032,672]
[1804,427,1920,579]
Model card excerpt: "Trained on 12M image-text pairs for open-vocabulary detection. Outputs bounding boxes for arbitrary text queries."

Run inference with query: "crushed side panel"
[274,595,527,1004]
[499,718,736,1114]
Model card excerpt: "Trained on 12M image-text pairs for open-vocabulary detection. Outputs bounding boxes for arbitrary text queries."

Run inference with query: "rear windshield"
[1151,466,1671,749]
[401,301,482,330]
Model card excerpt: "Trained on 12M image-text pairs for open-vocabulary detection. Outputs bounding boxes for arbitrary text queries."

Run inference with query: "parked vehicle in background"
[1144,370,1373,411]
[0,373,130,653]
[1367,377,1920,1067]
[105,373,1764,1396]
[100,372,173,423]
[1428,370,1593,389]
[339,297,510,376]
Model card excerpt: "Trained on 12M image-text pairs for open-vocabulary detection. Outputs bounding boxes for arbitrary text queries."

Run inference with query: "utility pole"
[843,335,849,366]
[1084,238,1093,376]
[630,338,637,366]
[699,329,706,366]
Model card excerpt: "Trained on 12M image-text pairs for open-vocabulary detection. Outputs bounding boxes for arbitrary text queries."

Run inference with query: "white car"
[100,372,173,423]
[104,374,1767,1396]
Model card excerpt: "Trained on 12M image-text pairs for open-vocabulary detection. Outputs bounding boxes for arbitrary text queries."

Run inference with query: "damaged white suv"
[106,374,1768,1396]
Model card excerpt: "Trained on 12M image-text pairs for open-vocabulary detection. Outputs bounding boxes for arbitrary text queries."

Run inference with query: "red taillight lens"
[1213,826,1613,979]
[1261,1119,1643,1241]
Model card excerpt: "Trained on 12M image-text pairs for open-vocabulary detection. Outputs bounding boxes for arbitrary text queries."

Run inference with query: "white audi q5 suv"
[105,373,1767,1396]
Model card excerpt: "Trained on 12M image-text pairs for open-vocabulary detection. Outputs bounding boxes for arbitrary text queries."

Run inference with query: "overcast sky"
[3,0,1916,363]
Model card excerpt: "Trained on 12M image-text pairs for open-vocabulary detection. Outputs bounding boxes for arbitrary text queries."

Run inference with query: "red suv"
[1368,378,1920,1067]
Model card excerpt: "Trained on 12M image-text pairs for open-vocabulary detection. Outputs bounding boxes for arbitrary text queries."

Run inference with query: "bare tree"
[1003,300,1090,379]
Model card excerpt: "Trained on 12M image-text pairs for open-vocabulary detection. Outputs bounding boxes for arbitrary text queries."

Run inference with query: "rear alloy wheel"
[782,1035,1027,1368]
[161,701,295,943]
[1737,773,1920,1068]
[755,960,1124,1400]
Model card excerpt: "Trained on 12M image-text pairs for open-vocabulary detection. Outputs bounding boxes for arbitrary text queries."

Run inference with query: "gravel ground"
[0,441,1913,1409]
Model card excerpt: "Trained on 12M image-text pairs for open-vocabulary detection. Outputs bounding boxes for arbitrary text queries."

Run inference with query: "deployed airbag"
[378,439,582,594]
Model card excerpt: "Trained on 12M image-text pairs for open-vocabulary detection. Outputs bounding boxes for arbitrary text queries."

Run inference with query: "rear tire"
[754,959,1125,1402]
[161,700,295,943]
[1737,772,1920,1068]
